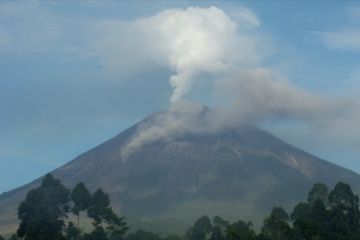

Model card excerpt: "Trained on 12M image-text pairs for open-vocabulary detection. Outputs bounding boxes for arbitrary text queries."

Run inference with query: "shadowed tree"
[88,189,112,226]
[292,183,332,240]
[163,235,182,240]
[17,174,70,240]
[126,230,162,240]
[261,207,291,240]
[186,215,212,240]
[226,220,257,240]
[212,216,229,240]
[328,182,360,238]
[87,188,128,239]
[308,183,329,207]
[291,202,316,239]
[310,199,330,239]
[71,182,91,228]
[82,226,108,240]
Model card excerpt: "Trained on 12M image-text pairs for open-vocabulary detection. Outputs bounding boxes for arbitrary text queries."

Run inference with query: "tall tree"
[328,182,360,238]
[87,189,112,226]
[310,199,330,239]
[226,220,256,240]
[261,207,291,240]
[87,188,128,238]
[17,174,70,240]
[71,182,91,228]
[291,202,316,239]
[308,183,329,207]
[212,216,229,240]
[186,215,212,240]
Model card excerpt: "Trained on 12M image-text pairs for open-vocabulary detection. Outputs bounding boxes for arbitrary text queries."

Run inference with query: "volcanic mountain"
[1,112,360,234]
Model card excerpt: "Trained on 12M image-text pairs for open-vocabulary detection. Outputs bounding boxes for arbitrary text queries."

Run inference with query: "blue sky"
[1,1,360,193]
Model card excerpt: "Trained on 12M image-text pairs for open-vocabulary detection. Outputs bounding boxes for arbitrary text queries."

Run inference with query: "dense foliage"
[15,174,127,240]
[5,175,360,240]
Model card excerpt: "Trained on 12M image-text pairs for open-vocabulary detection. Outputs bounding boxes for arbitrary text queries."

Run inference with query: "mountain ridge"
[1,113,360,235]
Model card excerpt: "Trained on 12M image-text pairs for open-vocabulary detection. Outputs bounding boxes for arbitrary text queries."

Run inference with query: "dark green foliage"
[291,202,317,239]
[11,179,360,240]
[307,183,329,207]
[87,189,114,226]
[65,222,81,240]
[126,230,161,240]
[261,207,291,240]
[226,220,256,240]
[162,235,182,240]
[109,230,126,240]
[0,235,4,240]
[15,174,127,240]
[72,182,91,228]
[82,226,108,240]
[212,216,229,240]
[311,199,329,232]
[292,184,331,239]
[76,181,358,240]
[213,216,229,227]
[107,217,129,240]
[328,181,360,238]
[86,188,128,239]
[290,182,360,240]
[291,202,311,222]
[186,215,212,240]
[17,173,70,240]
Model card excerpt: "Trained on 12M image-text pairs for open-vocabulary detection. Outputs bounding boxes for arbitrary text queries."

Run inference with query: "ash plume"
[93,6,360,156]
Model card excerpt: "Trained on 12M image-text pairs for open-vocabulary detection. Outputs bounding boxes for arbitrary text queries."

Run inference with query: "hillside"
[1,113,360,235]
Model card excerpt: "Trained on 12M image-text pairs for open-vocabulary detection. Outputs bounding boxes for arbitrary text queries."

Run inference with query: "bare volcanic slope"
[1,113,360,233]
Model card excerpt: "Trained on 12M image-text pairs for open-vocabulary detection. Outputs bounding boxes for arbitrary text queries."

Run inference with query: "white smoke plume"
[93,6,360,156]
[95,6,264,101]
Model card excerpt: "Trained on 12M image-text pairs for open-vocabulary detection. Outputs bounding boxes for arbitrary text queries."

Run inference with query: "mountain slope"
[1,114,360,234]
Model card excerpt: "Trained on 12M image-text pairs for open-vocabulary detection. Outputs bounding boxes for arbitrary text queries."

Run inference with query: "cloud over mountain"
[93,6,360,153]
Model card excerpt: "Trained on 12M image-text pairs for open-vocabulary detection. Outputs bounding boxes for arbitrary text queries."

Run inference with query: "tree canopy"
[8,177,360,240]
[15,174,127,240]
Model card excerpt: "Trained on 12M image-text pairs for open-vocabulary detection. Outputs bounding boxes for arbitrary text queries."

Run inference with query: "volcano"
[1,112,360,234]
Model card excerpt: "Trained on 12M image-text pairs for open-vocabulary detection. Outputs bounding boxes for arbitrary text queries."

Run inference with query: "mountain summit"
[1,112,360,234]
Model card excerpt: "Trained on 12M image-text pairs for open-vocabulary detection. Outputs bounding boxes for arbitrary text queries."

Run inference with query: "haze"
[1,1,360,194]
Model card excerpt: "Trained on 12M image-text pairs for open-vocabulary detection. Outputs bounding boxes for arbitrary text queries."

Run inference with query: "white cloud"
[318,7,360,52]
[114,7,360,155]
[1,2,359,162]
[94,6,266,101]
[0,1,93,56]
[229,7,261,30]
[321,29,360,51]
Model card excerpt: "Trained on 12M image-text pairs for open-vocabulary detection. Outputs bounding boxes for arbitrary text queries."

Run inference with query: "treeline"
[124,181,360,240]
[4,174,127,240]
[1,174,360,240]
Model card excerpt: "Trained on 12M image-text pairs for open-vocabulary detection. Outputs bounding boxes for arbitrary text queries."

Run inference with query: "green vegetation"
[6,174,360,240]
[16,174,127,240]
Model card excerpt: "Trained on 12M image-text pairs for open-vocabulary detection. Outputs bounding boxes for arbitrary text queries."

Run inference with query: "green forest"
[1,174,359,240]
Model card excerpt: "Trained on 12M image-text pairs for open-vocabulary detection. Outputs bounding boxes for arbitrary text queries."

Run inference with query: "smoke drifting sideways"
[93,6,360,156]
